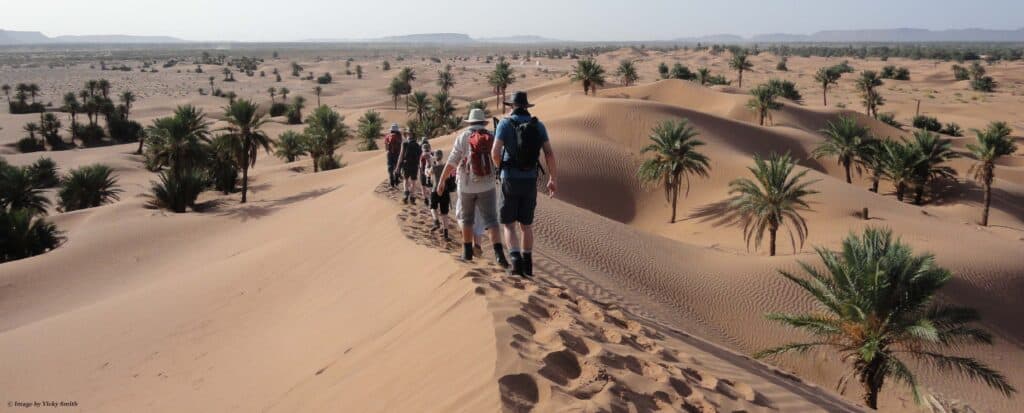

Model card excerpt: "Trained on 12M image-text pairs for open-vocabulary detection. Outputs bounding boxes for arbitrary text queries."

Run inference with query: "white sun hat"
[463,108,487,123]
[390,123,400,132]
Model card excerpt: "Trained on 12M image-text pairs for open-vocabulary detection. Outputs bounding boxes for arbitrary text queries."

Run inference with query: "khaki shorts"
[456,189,498,228]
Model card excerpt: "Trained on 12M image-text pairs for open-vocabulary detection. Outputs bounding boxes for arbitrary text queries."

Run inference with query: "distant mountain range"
[676,28,1024,43]
[4,28,1024,46]
[0,29,185,45]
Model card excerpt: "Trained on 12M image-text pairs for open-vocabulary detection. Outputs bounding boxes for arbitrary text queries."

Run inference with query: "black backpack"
[503,117,544,172]
[402,141,421,165]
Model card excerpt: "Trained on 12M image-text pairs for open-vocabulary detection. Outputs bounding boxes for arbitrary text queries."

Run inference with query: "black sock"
[463,243,473,260]
[493,243,505,258]
[523,252,533,275]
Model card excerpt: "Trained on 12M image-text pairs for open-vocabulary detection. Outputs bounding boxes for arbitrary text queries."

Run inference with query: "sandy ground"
[1,48,1022,412]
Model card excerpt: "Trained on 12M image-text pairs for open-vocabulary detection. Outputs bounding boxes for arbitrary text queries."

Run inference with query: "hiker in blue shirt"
[491,91,559,277]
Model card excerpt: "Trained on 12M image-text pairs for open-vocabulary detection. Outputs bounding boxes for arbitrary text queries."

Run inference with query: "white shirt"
[446,125,496,194]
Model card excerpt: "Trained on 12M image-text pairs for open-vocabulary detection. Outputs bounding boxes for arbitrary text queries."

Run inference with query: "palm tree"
[637,119,711,223]
[144,105,211,180]
[387,78,406,110]
[303,105,351,172]
[747,84,782,126]
[57,164,121,212]
[0,209,63,263]
[407,91,431,123]
[814,67,841,106]
[274,130,307,162]
[27,83,40,103]
[615,60,640,86]
[280,87,290,101]
[221,99,272,203]
[488,61,515,111]
[696,67,712,86]
[355,65,363,79]
[571,58,607,95]
[287,95,306,124]
[397,67,417,84]
[855,71,884,118]
[23,122,40,146]
[756,228,1016,409]
[910,130,958,205]
[2,84,11,103]
[437,69,456,93]
[267,87,277,103]
[0,166,50,216]
[729,53,753,88]
[313,86,323,106]
[813,116,873,183]
[356,110,384,151]
[967,122,1017,226]
[727,153,818,256]
[119,91,135,119]
[857,139,888,193]
[879,140,921,202]
[431,92,455,124]
[97,79,111,98]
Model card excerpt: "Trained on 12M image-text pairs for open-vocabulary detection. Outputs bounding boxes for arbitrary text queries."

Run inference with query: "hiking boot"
[461,243,474,262]
[410,196,417,205]
[523,252,534,277]
[442,228,450,241]
[402,191,410,204]
[494,244,509,269]
[430,219,440,232]
[509,252,524,276]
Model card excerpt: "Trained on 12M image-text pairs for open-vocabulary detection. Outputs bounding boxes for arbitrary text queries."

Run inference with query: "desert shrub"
[0,208,63,263]
[775,58,788,71]
[57,164,121,212]
[706,75,731,86]
[971,76,996,92]
[912,115,942,132]
[952,65,970,81]
[269,102,289,117]
[78,124,107,147]
[107,118,143,143]
[941,122,963,137]
[880,65,896,78]
[668,63,695,80]
[8,102,46,114]
[17,137,44,153]
[767,79,802,103]
[382,61,391,71]
[317,154,342,171]
[274,131,307,162]
[893,67,910,80]
[148,169,207,213]
[316,72,333,84]
[877,113,902,129]
[657,62,669,79]
[26,158,59,188]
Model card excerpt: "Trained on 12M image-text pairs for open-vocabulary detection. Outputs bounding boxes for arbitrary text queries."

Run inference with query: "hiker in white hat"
[435,108,510,267]
[384,123,403,187]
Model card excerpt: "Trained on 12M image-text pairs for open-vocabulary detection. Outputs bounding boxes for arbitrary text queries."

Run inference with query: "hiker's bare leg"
[520,224,534,251]
[487,226,502,246]
[503,223,520,251]
[462,224,474,244]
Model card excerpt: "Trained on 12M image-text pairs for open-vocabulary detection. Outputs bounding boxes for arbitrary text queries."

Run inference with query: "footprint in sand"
[498,374,539,413]
[538,349,609,400]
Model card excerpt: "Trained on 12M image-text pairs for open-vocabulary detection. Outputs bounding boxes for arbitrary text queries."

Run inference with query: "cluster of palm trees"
[143,101,275,211]
[270,105,353,172]
[405,90,458,139]
[3,82,43,113]
[745,79,801,126]
[387,67,416,110]
[814,116,1016,224]
[436,65,456,93]
[615,60,640,86]
[855,71,885,118]
[0,157,120,262]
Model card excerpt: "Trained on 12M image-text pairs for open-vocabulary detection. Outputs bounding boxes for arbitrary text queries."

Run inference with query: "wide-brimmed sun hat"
[504,91,534,108]
[464,108,487,123]
[390,123,400,132]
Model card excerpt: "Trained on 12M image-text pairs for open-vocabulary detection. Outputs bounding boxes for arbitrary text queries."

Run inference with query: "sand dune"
[2,49,1023,412]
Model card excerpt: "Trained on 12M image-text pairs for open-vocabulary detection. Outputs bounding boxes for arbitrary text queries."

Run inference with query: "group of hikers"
[385,91,558,277]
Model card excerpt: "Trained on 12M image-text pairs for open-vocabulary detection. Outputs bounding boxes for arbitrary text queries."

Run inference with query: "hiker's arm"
[542,141,557,197]
[491,138,504,168]
[436,163,455,195]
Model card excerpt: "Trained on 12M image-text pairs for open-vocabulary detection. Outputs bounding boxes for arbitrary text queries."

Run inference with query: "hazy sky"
[3,0,1023,42]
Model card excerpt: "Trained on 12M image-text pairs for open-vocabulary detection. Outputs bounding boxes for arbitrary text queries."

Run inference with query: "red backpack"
[467,129,494,177]
[384,132,402,156]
